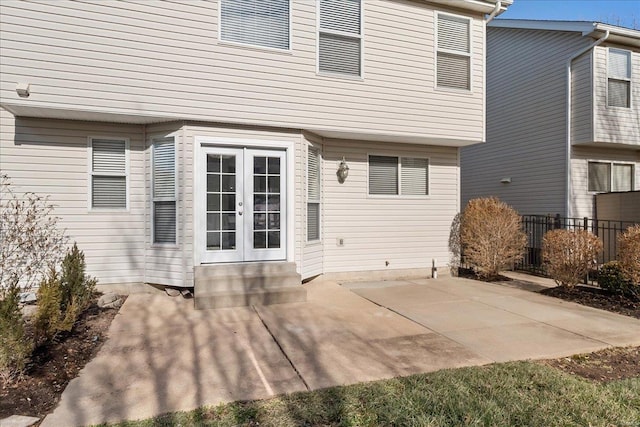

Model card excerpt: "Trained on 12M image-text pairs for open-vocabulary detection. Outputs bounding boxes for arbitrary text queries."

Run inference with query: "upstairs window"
[588,161,634,192]
[608,49,631,108]
[318,0,362,77]
[152,137,177,244]
[89,138,128,209]
[436,13,471,90]
[307,147,321,241]
[368,155,429,196]
[220,0,290,50]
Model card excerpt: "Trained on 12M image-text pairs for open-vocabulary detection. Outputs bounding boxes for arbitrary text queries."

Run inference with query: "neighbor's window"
[436,13,471,90]
[608,48,631,108]
[588,161,634,192]
[368,155,429,196]
[220,0,290,50]
[89,138,128,209]
[152,137,177,244]
[318,0,362,76]
[307,147,321,241]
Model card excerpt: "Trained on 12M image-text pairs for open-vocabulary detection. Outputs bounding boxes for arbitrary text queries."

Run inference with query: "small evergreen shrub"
[618,225,640,285]
[542,229,603,288]
[598,261,638,297]
[460,197,527,280]
[34,268,73,343]
[0,284,33,379]
[61,242,96,315]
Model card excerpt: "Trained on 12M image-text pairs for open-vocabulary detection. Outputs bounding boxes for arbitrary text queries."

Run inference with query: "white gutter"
[486,1,502,23]
[565,30,609,217]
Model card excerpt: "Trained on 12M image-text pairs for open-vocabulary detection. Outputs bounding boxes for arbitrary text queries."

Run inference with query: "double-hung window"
[436,13,471,90]
[368,155,429,196]
[318,0,362,77]
[89,138,128,209]
[220,0,290,50]
[307,147,321,241]
[152,137,177,244]
[588,161,634,192]
[608,48,631,108]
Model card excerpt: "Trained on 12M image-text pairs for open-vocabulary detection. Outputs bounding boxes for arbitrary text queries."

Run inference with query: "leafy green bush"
[0,284,33,379]
[542,229,602,288]
[598,261,638,297]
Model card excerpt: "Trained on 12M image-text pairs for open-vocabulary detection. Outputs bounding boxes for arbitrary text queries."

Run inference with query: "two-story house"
[0,0,510,306]
[462,20,640,220]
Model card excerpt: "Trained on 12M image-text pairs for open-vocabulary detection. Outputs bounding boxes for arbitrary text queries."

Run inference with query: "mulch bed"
[0,299,123,421]
[539,285,640,319]
[542,346,640,382]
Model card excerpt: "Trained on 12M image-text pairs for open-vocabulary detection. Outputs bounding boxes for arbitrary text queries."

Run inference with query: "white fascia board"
[426,0,512,15]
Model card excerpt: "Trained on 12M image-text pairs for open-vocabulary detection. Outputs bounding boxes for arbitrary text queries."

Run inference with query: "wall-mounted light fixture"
[500,177,512,184]
[16,82,30,98]
[337,157,349,183]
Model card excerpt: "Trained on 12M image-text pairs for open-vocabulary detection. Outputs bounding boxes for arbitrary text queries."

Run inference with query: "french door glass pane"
[206,154,236,250]
[253,156,281,249]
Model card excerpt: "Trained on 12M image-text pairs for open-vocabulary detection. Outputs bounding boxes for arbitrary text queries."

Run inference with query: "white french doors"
[198,147,286,263]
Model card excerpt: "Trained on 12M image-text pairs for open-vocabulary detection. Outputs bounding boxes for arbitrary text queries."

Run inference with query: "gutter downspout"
[565,30,609,217]
[486,1,501,23]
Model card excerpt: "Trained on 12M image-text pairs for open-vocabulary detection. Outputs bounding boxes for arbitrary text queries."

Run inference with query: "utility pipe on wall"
[565,29,609,217]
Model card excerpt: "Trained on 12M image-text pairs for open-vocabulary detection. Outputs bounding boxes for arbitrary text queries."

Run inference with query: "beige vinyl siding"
[0,109,145,284]
[571,52,593,144]
[145,122,185,287]
[570,146,640,218]
[322,140,458,272]
[0,0,485,143]
[593,46,640,146]
[462,28,595,216]
[302,133,323,279]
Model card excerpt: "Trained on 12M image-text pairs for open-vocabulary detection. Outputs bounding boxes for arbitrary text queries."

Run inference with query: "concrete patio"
[40,276,640,427]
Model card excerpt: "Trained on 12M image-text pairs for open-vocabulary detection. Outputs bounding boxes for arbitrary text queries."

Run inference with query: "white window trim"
[316,0,364,79]
[306,144,322,244]
[87,136,130,212]
[151,136,178,247]
[367,154,430,198]
[217,0,293,53]
[587,160,635,194]
[434,11,473,93]
[606,48,632,110]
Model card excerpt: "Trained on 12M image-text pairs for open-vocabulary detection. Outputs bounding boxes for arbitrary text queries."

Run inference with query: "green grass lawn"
[102,361,640,427]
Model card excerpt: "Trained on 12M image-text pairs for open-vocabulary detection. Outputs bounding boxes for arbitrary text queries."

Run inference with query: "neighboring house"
[462,20,640,219]
[0,0,510,304]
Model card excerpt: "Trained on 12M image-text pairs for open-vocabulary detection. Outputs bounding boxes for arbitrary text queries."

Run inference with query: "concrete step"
[195,262,297,280]
[195,272,302,292]
[195,286,307,310]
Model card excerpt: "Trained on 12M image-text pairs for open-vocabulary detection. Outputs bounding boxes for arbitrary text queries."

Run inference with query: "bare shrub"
[460,197,527,279]
[542,229,603,287]
[618,225,640,285]
[0,174,67,291]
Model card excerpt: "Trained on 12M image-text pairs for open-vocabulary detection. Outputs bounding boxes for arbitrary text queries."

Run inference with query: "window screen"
[608,49,631,108]
[220,0,290,50]
[437,14,471,90]
[153,138,176,244]
[307,147,321,241]
[91,139,127,208]
[318,0,362,76]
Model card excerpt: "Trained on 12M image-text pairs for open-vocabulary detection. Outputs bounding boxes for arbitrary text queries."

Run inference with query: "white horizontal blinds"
[91,139,127,208]
[319,0,362,76]
[153,137,176,244]
[220,0,290,50]
[608,49,631,108]
[400,158,428,195]
[588,162,611,192]
[307,147,321,241]
[369,155,398,195]
[612,164,633,192]
[437,14,470,90]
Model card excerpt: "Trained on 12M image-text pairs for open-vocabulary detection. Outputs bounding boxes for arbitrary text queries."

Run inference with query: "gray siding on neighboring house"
[0,0,486,144]
[571,52,593,144]
[462,27,595,216]
[0,109,146,284]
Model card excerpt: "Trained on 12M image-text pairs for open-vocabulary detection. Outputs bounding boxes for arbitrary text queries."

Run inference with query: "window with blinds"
[369,155,428,196]
[153,138,177,244]
[436,13,471,90]
[608,49,631,108]
[90,138,128,209]
[318,0,362,76]
[588,161,634,193]
[307,147,321,241]
[220,0,290,50]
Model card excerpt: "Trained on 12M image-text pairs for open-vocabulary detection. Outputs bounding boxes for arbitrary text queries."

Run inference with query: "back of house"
[1,0,510,303]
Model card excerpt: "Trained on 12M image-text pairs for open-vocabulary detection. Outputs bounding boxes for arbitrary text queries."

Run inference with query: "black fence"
[517,214,638,283]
